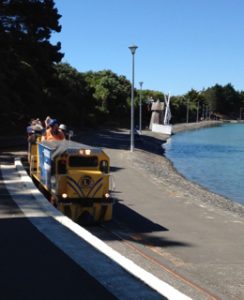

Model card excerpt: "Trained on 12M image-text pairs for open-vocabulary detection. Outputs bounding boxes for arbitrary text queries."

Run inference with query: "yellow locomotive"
[28,137,113,223]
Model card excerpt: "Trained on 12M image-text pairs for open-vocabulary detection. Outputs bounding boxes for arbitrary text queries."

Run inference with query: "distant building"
[149,99,164,130]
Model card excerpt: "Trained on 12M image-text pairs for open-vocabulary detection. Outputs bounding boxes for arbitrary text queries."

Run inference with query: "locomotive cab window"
[69,156,98,167]
[100,160,109,173]
[57,159,67,174]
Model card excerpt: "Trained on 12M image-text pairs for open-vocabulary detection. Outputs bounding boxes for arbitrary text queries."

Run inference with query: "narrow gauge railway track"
[88,220,221,300]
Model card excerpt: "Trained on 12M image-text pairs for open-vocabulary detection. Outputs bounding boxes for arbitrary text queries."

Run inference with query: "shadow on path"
[99,201,192,249]
[76,128,166,156]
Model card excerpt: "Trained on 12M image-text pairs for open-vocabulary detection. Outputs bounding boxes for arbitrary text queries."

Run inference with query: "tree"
[203,84,241,119]
[48,63,95,126]
[170,96,187,123]
[183,89,200,122]
[84,70,131,124]
[0,0,63,69]
[0,0,63,129]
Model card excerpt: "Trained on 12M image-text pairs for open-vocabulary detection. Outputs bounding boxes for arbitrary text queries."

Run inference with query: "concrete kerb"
[12,157,192,300]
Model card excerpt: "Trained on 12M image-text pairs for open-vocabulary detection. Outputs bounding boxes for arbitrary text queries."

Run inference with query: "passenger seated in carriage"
[26,118,44,143]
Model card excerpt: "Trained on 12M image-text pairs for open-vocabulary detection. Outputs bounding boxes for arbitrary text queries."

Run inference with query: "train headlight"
[85,149,91,155]
[79,149,91,155]
[105,193,110,198]
[62,193,68,199]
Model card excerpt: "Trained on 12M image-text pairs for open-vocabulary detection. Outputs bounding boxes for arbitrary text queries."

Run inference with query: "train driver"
[42,119,65,141]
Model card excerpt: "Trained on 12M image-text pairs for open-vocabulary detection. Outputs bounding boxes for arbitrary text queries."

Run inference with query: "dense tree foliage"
[1,0,244,133]
[0,0,63,129]
[84,70,131,125]
[46,63,96,127]
[170,84,244,123]
[203,84,241,119]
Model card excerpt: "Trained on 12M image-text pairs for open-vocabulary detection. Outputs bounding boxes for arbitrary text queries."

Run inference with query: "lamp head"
[129,45,138,54]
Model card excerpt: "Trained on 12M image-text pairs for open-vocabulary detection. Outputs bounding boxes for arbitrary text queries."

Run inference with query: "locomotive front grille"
[65,174,107,199]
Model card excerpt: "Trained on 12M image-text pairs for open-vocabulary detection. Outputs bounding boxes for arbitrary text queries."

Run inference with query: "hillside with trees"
[1,0,244,133]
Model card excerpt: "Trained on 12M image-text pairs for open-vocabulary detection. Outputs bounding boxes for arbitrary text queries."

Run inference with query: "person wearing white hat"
[59,124,69,139]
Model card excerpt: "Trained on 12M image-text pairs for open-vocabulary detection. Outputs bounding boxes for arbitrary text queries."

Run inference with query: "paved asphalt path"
[0,153,117,300]
[77,128,244,300]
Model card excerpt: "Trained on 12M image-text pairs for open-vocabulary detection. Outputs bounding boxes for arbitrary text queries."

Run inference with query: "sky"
[51,0,244,96]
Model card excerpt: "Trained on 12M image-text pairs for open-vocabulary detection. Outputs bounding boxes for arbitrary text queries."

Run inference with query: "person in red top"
[42,119,65,141]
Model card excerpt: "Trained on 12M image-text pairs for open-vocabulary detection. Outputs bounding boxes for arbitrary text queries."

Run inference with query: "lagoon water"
[163,123,244,205]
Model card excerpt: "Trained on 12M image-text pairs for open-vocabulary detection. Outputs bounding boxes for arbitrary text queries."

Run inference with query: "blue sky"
[51,0,244,95]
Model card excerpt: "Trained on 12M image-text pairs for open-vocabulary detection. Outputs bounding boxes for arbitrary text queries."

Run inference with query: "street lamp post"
[128,45,138,152]
[196,100,199,122]
[186,97,189,123]
[240,107,244,121]
[139,81,143,133]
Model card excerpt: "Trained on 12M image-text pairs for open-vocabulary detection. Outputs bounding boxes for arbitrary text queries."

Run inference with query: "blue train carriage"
[32,140,113,223]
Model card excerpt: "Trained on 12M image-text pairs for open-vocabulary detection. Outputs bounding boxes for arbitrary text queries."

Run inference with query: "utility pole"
[139,81,143,133]
[186,98,189,123]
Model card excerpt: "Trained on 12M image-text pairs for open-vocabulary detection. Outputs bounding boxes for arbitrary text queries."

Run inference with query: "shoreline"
[172,120,223,133]
[139,120,244,218]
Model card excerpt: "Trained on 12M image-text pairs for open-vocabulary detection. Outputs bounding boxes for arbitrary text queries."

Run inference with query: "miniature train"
[28,133,113,223]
